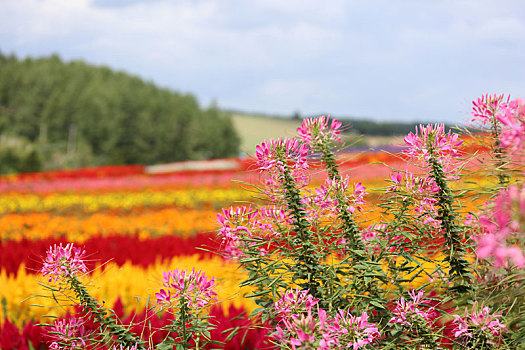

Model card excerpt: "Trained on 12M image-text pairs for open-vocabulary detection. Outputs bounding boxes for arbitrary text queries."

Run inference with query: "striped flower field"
[0,138,491,349]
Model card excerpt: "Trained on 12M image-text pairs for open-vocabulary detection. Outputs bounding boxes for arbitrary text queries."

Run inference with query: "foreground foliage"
[5,94,524,349]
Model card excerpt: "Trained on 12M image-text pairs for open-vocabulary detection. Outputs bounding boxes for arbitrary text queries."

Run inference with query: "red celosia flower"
[1,318,26,350]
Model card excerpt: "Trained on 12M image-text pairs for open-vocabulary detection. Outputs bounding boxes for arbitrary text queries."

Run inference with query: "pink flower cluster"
[472,93,515,126]
[301,176,367,225]
[273,289,380,349]
[216,205,282,258]
[452,302,506,345]
[404,124,463,173]
[335,309,380,350]
[42,243,88,283]
[297,115,343,148]
[314,176,366,215]
[255,137,310,200]
[156,267,217,310]
[112,345,139,350]
[389,172,441,228]
[497,98,525,153]
[475,185,525,268]
[274,288,320,320]
[48,318,90,350]
[472,93,525,154]
[389,290,436,327]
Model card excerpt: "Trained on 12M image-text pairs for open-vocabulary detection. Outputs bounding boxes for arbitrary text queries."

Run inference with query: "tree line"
[0,53,240,173]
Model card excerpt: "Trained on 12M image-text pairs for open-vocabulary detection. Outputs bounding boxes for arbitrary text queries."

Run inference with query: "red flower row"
[0,233,222,277]
[0,300,273,350]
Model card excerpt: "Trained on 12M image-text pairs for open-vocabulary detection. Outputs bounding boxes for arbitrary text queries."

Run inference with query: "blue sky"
[1,0,524,123]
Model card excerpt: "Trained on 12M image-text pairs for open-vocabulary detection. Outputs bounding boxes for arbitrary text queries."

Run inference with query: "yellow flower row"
[1,248,472,330]
[0,207,217,242]
[1,255,257,328]
[0,188,252,214]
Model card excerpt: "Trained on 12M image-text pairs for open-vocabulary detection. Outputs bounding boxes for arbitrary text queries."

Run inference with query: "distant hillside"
[230,113,411,154]
[0,53,240,173]
[230,112,456,155]
[231,113,304,153]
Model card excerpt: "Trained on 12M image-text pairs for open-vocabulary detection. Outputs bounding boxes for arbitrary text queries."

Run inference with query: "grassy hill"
[230,113,404,155]
[231,113,304,153]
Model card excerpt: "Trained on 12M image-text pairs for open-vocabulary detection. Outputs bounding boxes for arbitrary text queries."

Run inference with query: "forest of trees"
[0,53,240,174]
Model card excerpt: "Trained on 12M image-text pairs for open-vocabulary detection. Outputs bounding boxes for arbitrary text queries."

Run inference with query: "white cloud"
[0,0,524,122]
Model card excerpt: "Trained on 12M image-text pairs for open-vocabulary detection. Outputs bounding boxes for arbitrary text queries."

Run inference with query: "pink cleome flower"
[403,124,463,170]
[475,185,525,268]
[312,176,367,215]
[274,308,340,350]
[274,288,320,320]
[112,344,140,350]
[297,115,343,148]
[471,93,525,154]
[389,171,441,228]
[452,302,506,345]
[389,289,436,327]
[216,205,279,258]
[335,310,380,350]
[42,243,88,283]
[47,318,91,350]
[471,93,514,126]
[498,98,525,153]
[255,137,309,200]
[156,267,218,310]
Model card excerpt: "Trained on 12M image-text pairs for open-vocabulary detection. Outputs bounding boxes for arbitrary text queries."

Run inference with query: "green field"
[231,113,304,154]
[230,113,402,155]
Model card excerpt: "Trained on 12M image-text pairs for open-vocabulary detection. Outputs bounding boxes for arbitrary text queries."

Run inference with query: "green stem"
[320,147,363,251]
[279,156,322,299]
[490,117,509,186]
[68,275,145,349]
[318,144,386,314]
[181,298,188,350]
[428,156,472,294]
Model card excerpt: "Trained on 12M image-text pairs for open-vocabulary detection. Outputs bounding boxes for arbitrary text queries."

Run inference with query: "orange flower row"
[0,207,217,242]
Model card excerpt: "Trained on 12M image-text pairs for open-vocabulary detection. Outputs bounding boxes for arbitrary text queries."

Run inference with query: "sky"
[1,0,524,123]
